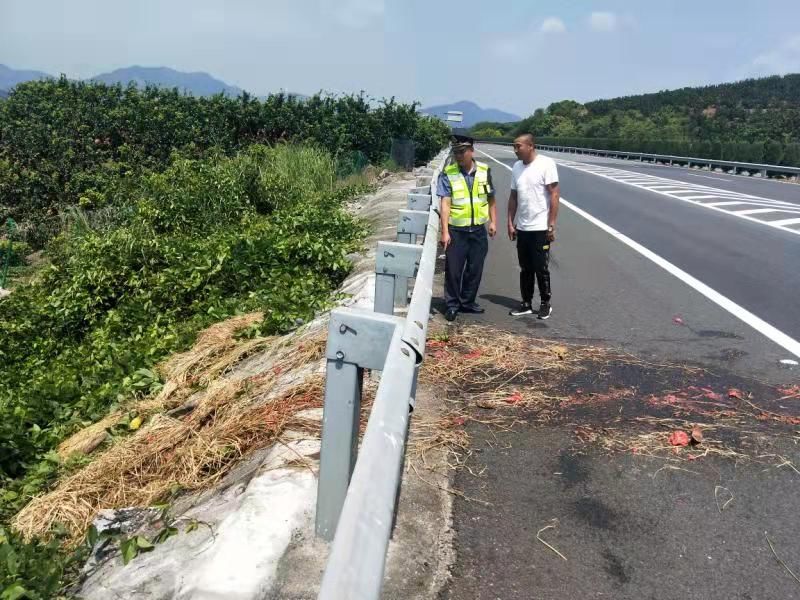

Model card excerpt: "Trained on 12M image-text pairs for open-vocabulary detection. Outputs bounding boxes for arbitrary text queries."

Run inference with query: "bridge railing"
[315,149,449,600]
[480,140,800,179]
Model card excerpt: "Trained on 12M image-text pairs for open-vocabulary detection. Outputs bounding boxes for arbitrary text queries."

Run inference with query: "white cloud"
[540,17,566,34]
[744,35,800,76]
[589,11,618,32]
[331,0,384,29]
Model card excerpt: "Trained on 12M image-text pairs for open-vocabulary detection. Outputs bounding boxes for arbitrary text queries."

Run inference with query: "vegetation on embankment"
[470,73,800,166]
[0,144,370,598]
[0,77,450,247]
[0,78,449,596]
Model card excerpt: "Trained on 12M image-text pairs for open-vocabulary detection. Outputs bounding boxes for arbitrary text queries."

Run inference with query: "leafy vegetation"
[0,77,449,246]
[470,74,800,165]
[0,142,406,597]
[0,73,450,599]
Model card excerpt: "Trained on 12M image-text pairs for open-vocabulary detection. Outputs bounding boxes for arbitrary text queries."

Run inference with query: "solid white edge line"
[554,162,800,237]
[475,147,800,359]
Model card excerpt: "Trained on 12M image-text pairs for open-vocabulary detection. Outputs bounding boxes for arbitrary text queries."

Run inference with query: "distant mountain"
[419,101,521,128]
[1,63,306,100]
[91,66,246,97]
[0,64,53,90]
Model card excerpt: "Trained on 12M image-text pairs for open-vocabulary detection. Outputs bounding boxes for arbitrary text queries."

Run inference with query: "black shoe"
[445,308,458,322]
[538,302,552,320]
[460,304,485,314]
[509,302,533,316]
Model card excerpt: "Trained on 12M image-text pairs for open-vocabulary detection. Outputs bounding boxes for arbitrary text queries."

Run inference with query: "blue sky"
[2,0,799,117]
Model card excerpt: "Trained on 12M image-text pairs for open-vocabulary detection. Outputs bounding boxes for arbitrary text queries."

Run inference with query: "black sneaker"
[445,308,458,322]
[460,304,485,314]
[537,302,552,320]
[509,303,533,316]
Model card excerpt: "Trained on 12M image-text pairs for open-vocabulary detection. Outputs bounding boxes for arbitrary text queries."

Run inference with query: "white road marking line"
[543,150,786,185]
[641,188,695,194]
[705,201,749,207]
[769,217,800,227]
[475,147,800,359]
[555,159,790,202]
[550,159,800,236]
[732,208,787,216]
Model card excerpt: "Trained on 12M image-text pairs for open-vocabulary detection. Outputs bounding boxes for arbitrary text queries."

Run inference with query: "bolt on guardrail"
[315,151,448,600]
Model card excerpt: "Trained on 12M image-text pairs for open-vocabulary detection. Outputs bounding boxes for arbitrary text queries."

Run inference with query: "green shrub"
[0,144,367,492]
[0,526,89,600]
[0,80,446,245]
[2,241,31,268]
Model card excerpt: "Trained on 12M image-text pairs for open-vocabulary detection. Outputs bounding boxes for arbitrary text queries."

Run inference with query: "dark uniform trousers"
[444,226,488,310]
[516,230,551,305]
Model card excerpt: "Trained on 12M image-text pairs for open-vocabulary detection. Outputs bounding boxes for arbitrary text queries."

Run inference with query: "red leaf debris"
[673,315,685,326]
[464,350,482,360]
[728,388,744,400]
[426,340,447,349]
[777,385,800,400]
[505,391,523,405]
[669,431,690,447]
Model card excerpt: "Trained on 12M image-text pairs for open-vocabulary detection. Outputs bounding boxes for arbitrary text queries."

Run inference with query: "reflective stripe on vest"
[444,161,490,227]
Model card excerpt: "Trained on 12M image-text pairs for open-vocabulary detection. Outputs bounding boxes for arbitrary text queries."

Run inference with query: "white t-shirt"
[510,154,559,231]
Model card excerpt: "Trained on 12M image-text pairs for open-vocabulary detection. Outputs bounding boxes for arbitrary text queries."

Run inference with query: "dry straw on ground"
[15,314,328,543]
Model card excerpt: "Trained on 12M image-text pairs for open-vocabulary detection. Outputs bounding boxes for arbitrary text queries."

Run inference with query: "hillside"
[585,74,800,115]
[511,74,800,144]
[0,64,306,99]
[497,74,800,166]
[0,64,52,89]
[92,65,245,96]
[420,100,520,128]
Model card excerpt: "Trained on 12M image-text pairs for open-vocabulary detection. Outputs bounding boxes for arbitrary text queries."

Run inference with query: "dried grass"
[16,315,329,543]
[421,326,591,388]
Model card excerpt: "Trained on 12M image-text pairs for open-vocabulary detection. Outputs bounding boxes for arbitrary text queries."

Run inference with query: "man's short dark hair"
[515,133,535,146]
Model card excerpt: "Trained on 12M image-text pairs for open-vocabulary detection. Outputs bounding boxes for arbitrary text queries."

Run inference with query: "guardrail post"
[394,233,412,307]
[408,193,432,212]
[374,241,423,315]
[316,309,404,541]
[316,358,363,540]
[393,208,429,307]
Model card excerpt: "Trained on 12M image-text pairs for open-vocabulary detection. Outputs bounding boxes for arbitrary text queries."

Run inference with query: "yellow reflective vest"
[444,161,490,227]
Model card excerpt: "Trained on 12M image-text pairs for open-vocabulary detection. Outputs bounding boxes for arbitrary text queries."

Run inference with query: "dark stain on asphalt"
[557,452,589,488]
[703,347,748,362]
[601,549,631,584]
[695,329,743,340]
[573,496,617,530]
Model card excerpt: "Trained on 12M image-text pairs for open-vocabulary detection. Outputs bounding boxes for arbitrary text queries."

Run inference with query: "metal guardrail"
[483,141,800,179]
[315,150,448,599]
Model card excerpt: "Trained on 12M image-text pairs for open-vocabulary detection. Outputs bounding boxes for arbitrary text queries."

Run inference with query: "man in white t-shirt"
[507,133,560,319]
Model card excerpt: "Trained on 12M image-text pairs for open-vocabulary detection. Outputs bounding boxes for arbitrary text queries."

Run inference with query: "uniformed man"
[437,135,497,322]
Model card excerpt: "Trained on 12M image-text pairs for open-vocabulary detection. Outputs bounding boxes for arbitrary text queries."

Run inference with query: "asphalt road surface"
[440,144,800,600]
[457,143,800,382]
